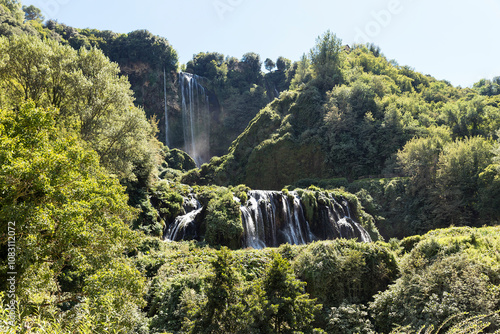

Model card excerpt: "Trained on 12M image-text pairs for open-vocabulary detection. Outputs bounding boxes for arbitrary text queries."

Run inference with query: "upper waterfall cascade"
[179,72,211,166]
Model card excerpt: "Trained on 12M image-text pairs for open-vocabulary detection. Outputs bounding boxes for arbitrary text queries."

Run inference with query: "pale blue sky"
[22,0,500,87]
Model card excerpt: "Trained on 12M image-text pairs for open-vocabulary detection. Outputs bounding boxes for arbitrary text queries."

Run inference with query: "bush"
[370,228,500,333]
[293,240,399,308]
[326,303,376,334]
[204,192,244,249]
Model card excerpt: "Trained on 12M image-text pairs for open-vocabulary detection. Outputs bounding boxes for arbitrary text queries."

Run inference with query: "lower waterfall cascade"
[164,190,372,248]
[164,195,202,242]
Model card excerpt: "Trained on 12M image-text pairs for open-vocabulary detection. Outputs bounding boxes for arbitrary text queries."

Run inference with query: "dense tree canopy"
[0,34,161,183]
[0,103,145,332]
[22,4,43,22]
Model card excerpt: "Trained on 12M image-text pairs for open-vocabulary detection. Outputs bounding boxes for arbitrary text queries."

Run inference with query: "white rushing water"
[164,196,202,242]
[179,72,211,166]
[240,191,371,249]
[164,190,372,247]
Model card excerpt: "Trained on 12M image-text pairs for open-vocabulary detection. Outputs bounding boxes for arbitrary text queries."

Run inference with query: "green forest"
[1,1,500,333]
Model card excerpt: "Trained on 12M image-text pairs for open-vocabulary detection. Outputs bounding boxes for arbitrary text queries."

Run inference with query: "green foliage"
[294,240,399,308]
[473,77,500,96]
[22,4,43,22]
[348,177,412,238]
[42,22,179,147]
[261,252,322,334]
[265,58,276,72]
[309,30,344,92]
[0,34,161,184]
[397,134,448,187]
[140,226,500,333]
[326,303,376,334]
[434,137,494,226]
[0,0,23,23]
[165,148,197,172]
[231,184,250,203]
[146,242,215,333]
[205,191,243,249]
[2,19,500,334]
[198,34,500,200]
[187,247,249,334]
[290,53,313,90]
[276,56,292,72]
[300,190,318,224]
[0,103,144,332]
[241,52,263,84]
[371,227,500,333]
[183,51,274,157]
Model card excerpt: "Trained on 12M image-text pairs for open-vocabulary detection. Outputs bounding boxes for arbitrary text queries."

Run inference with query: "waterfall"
[164,196,202,242]
[240,191,371,249]
[315,193,372,243]
[240,191,315,249]
[163,190,372,248]
[164,67,170,147]
[179,72,211,166]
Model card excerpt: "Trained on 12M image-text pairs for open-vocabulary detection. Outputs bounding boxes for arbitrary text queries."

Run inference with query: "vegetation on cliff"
[1,1,500,333]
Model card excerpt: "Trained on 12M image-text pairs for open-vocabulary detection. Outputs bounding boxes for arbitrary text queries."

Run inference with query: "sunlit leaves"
[0,34,161,182]
[0,103,143,332]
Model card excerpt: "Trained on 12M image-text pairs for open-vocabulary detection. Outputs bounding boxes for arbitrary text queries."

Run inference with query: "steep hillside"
[179,33,500,238]
[42,23,293,159]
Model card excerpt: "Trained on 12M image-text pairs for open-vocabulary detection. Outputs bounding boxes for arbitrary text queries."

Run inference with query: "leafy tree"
[434,137,493,226]
[0,34,161,183]
[276,56,291,72]
[265,58,276,72]
[441,97,492,139]
[370,230,500,333]
[422,80,461,103]
[396,132,450,234]
[22,4,43,22]
[473,77,500,96]
[0,103,145,331]
[290,53,312,89]
[310,30,344,92]
[397,133,449,193]
[241,52,263,84]
[109,29,178,70]
[326,303,375,334]
[205,191,244,249]
[261,252,321,334]
[293,240,398,309]
[188,247,249,334]
[0,0,23,22]
[186,52,226,81]
[322,77,401,178]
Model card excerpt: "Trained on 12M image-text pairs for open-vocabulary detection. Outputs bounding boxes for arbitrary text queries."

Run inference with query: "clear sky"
[22,0,500,87]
